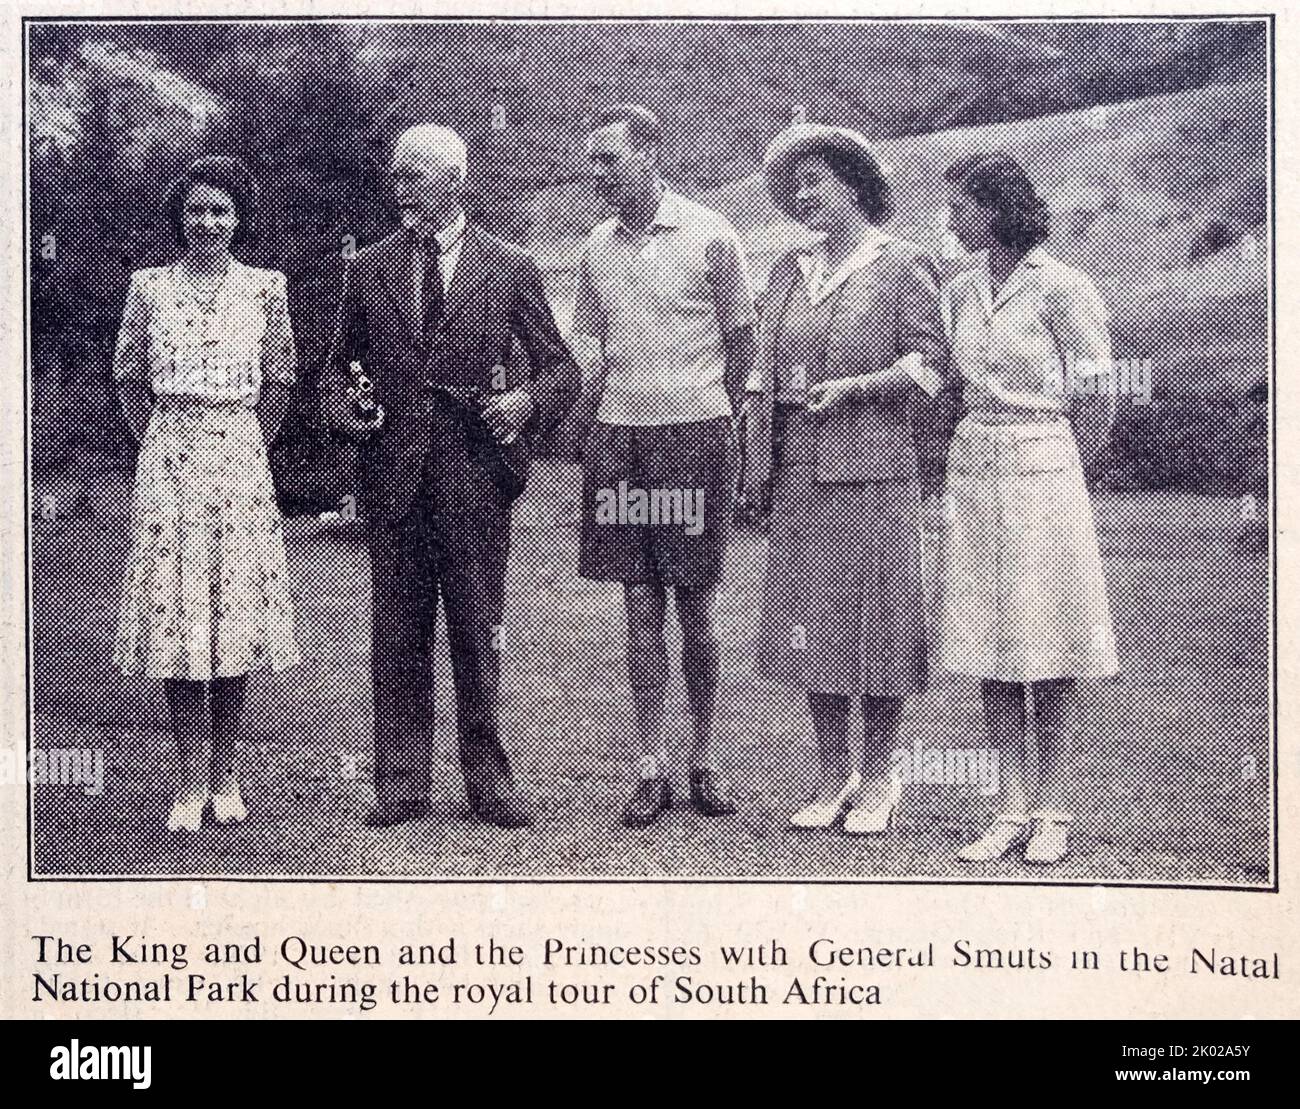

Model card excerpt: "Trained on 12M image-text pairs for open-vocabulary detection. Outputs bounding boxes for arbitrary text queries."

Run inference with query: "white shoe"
[790,771,862,829]
[957,814,1031,862]
[843,773,903,836]
[166,790,209,833]
[210,782,248,825]
[1024,810,1073,864]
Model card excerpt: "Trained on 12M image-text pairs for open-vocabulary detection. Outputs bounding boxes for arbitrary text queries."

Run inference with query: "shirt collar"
[979,245,1049,310]
[436,210,467,253]
[412,210,467,251]
[617,185,681,236]
[983,245,1049,275]
[798,224,894,304]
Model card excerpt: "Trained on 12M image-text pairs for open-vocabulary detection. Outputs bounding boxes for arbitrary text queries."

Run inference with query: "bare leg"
[806,691,853,800]
[623,582,669,777]
[981,679,1030,815]
[164,678,209,797]
[674,584,721,772]
[1031,677,1078,812]
[841,695,907,833]
[860,695,904,783]
[210,675,248,791]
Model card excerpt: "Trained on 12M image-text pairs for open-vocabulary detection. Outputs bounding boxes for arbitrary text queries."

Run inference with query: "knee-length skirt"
[755,420,929,697]
[113,398,300,680]
[936,415,1118,682]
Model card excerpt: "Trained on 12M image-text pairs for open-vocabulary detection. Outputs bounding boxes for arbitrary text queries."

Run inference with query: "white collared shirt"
[412,210,467,333]
[796,225,894,305]
[941,246,1112,414]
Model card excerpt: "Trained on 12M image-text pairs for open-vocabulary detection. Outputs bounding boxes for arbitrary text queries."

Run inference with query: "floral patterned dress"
[112,260,300,679]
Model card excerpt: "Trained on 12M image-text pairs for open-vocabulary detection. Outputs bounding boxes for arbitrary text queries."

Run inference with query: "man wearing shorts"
[573,105,758,828]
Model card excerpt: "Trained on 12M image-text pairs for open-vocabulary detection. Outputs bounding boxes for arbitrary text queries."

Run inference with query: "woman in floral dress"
[113,156,299,832]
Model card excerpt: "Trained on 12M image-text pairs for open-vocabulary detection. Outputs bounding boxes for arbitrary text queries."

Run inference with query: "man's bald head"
[391,125,467,233]
[393,125,468,183]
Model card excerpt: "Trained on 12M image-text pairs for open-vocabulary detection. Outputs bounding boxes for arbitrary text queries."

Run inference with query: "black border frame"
[20,11,1280,892]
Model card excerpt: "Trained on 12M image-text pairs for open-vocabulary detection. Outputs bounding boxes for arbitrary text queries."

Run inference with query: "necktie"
[419,236,444,343]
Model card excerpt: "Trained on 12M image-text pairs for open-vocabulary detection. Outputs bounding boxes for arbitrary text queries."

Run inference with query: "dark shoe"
[689,768,737,817]
[622,777,672,828]
[472,781,535,829]
[364,799,430,828]
[460,742,533,828]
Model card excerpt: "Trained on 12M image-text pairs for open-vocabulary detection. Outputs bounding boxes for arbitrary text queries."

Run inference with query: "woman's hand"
[806,376,863,418]
[116,381,154,445]
[256,381,293,448]
[1068,390,1115,477]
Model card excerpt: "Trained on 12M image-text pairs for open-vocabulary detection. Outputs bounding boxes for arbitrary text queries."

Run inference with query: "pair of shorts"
[579,418,733,587]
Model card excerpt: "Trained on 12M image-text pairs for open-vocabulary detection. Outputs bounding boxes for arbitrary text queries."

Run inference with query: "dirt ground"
[27,461,1271,885]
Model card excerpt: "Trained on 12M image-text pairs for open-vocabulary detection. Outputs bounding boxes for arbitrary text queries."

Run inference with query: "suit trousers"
[367,422,513,807]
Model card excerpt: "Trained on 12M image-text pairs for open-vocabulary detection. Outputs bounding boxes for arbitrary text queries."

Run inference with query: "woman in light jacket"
[743,124,953,836]
[937,151,1118,865]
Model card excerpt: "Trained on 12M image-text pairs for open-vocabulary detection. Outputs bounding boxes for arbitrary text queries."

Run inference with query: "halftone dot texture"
[29,19,1270,882]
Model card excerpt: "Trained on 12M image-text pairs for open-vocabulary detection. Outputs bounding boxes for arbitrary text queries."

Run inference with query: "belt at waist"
[153,393,251,411]
[962,407,1066,427]
[954,413,1074,449]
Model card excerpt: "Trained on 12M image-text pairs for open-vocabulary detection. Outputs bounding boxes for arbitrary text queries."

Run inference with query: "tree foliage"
[27,20,1268,499]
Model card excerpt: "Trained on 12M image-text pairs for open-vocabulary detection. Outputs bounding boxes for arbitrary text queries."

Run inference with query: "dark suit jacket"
[323,222,581,521]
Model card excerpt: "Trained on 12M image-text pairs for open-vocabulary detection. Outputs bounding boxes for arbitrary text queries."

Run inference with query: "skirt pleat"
[756,426,929,698]
[936,416,1118,682]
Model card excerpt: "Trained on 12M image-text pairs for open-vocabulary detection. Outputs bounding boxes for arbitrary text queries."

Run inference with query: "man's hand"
[733,394,771,524]
[806,376,862,418]
[481,387,534,444]
[331,387,385,441]
[737,467,771,524]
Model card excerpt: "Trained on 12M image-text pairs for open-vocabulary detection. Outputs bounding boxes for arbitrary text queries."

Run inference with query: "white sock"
[638,752,667,780]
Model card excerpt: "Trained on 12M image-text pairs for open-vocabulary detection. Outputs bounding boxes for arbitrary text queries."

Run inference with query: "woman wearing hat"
[742,124,952,836]
[113,155,300,832]
[937,152,1118,865]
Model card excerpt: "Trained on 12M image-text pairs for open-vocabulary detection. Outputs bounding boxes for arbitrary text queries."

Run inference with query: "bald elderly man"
[323,125,580,829]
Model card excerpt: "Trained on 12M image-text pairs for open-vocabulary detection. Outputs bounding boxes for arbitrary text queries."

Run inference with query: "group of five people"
[111,103,1118,866]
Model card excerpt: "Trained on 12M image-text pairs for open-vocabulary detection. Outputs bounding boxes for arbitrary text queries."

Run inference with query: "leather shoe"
[622,777,672,828]
[689,768,737,817]
[364,799,430,828]
[460,742,533,828]
[472,782,535,829]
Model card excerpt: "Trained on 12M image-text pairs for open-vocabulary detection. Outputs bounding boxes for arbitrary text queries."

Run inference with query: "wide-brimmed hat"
[763,124,885,219]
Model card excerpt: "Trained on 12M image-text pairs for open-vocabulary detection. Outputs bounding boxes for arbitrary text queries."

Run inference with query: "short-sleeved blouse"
[112,261,297,404]
[941,247,1111,418]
